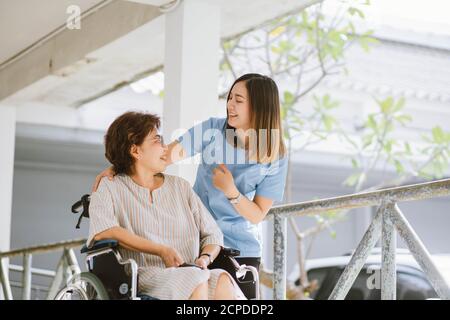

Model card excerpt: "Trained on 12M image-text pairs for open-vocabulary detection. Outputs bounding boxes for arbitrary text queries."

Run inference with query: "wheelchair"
[55,194,259,300]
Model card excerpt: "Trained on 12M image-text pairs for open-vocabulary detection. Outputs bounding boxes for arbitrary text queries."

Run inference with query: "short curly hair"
[104,111,161,175]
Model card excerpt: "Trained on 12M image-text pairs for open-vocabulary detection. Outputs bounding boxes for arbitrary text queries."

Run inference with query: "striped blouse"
[87,174,244,299]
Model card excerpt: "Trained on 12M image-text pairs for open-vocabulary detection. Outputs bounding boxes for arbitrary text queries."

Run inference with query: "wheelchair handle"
[71,194,91,229]
[72,194,90,213]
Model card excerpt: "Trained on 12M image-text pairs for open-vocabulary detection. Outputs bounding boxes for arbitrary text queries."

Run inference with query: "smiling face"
[224,73,286,163]
[131,129,168,173]
[227,81,252,131]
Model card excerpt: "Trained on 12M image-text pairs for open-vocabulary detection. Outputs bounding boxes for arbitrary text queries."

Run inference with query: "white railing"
[0,239,84,300]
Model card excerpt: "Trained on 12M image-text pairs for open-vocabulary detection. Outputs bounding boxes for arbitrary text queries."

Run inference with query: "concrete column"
[0,106,15,300]
[163,0,221,184]
[0,106,15,252]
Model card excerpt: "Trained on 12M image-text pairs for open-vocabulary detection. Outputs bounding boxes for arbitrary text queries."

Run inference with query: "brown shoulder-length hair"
[226,73,286,163]
[104,111,160,175]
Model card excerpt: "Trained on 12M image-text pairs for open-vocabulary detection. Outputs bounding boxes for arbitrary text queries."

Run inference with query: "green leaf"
[393,97,406,112]
[222,40,232,50]
[312,131,327,140]
[280,105,287,120]
[279,40,295,52]
[220,62,230,71]
[325,43,344,61]
[383,140,393,153]
[322,94,340,109]
[306,29,315,44]
[322,114,336,131]
[351,158,359,169]
[394,159,404,174]
[287,55,300,63]
[343,172,362,187]
[362,134,374,149]
[252,34,261,42]
[313,94,321,108]
[269,26,286,37]
[348,7,365,18]
[366,115,377,131]
[323,94,330,106]
[432,126,445,144]
[395,114,412,125]
[328,30,345,46]
[380,97,394,114]
[321,94,339,109]
[284,91,294,105]
[301,10,309,27]
[404,142,412,155]
[347,21,356,34]
[358,36,378,52]
[271,45,281,54]
[292,114,304,127]
[421,133,432,143]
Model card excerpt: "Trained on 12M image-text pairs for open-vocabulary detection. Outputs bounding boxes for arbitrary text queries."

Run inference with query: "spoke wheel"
[55,272,109,300]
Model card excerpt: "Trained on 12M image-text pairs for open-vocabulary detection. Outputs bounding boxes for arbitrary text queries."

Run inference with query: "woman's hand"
[159,246,184,268]
[212,164,239,198]
[194,256,210,270]
[91,166,115,192]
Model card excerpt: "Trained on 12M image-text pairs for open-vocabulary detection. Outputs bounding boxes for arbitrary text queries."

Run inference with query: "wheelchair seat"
[80,239,119,254]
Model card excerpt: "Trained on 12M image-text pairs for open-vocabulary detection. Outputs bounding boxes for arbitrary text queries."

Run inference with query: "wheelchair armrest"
[81,239,119,254]
[221,247,240,257]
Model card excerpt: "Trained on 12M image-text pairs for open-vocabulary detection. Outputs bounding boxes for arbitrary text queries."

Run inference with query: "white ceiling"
[0,0,104,64]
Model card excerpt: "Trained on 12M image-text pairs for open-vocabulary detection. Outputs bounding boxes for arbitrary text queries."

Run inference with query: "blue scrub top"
[177,117,288,257]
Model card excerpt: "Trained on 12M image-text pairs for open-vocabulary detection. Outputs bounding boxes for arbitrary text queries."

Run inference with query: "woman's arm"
[166,140,187,165]
[94,226,184,267]
[212,164,274,224]
[185,179,224,268]
[194,244,221,269]
[228,194,273,224]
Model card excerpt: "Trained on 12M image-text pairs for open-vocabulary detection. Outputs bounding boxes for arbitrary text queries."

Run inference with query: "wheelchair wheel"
[54,272,109,300]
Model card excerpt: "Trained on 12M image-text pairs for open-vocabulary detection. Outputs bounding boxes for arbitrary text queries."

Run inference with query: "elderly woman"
[87,111,244,300]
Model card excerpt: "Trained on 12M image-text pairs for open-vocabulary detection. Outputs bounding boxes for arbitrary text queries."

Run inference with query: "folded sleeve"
[255,157,288,202]
[185,181,224,249]
[86,178,119,247]
[176,117,225,158]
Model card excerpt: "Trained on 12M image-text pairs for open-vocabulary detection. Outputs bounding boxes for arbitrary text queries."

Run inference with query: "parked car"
[288,248,450,300]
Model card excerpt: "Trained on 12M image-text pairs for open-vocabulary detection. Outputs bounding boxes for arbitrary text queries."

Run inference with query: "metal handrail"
[0,239,84,300]
[9,264,57,277]
[267,178,450,300]
[0,239,85,259]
